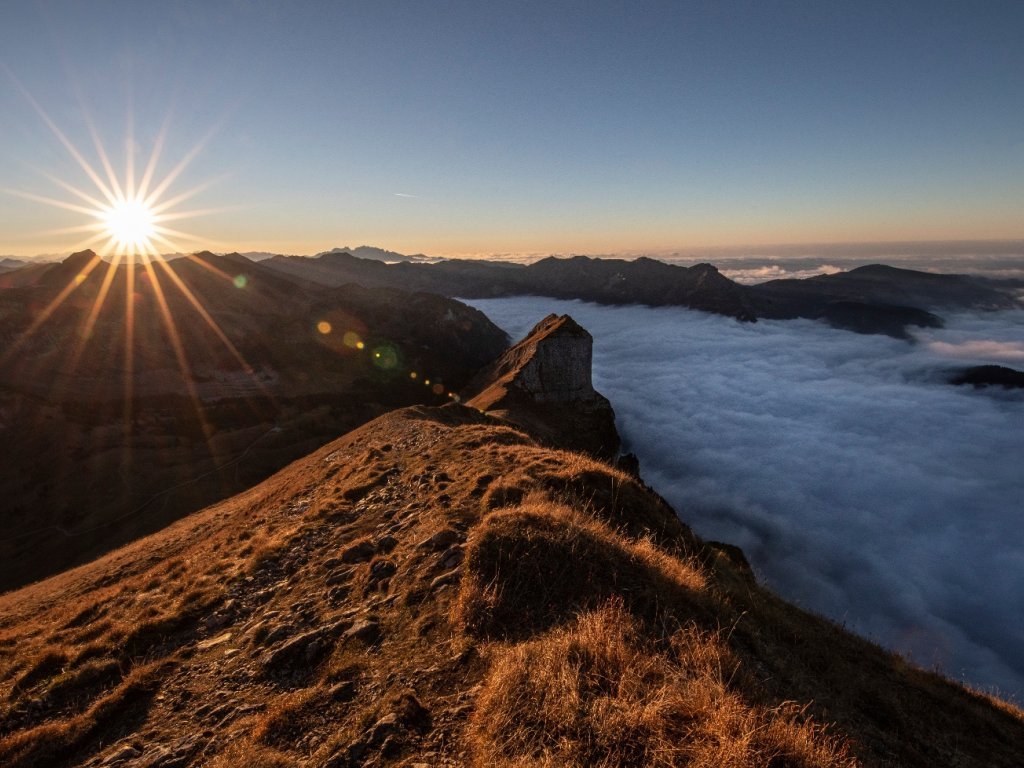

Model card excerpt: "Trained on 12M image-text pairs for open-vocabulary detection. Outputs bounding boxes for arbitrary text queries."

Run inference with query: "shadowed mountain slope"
[0,250,507,591]
[0,258,28,274]
[950,364,1024,389]
[316,246,432,263]
[750,263,1023,312]
[264,252,1021,338]
[265,252,759,321]
[0,317,1021,767]
[747,264,1021,338]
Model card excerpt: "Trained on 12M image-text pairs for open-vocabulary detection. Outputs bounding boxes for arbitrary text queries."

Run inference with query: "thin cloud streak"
[467,296,1024,700]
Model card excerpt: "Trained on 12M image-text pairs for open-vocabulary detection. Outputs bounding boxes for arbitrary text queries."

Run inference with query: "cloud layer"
[467,297,1024,700]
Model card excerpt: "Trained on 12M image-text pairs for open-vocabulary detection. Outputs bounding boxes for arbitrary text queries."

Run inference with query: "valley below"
[468,296,1024,699]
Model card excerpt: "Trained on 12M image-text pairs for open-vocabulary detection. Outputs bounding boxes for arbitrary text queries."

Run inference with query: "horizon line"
[4,235,1024,262]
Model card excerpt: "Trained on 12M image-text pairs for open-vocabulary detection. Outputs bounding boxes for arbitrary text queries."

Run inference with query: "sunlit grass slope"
[0,405,1020,766]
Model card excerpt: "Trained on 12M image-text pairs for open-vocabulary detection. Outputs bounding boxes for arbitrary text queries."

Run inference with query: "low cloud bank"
[668,253,1024,283]
[717,262,843,284]
[467,297,1024,700]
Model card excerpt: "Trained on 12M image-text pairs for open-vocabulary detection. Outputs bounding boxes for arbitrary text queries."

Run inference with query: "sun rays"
[0,84,272,467]
[1,80,463,501]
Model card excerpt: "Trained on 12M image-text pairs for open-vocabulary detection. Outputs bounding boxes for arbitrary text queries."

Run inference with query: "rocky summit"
[478,314,596,404]
[464,314,619,459]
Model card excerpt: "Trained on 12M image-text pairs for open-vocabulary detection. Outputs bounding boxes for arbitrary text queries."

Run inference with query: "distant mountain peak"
[317,245,431,263]
[218,251,256,265]
[64,248,97,264]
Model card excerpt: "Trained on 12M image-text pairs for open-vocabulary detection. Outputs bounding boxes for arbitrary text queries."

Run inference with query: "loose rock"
[341,540,376,563]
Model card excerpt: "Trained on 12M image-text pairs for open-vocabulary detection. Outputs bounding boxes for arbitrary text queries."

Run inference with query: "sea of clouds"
[465,296,1024,701]
[707,255,1024,284]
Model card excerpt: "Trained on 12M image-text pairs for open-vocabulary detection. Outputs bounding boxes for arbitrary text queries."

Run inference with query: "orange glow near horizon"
[1,70,233,261]
[0,86,276,464]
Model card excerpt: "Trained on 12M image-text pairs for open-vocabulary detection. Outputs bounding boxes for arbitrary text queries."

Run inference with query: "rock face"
[514,328,591,401]
[489,314,596,403]
[465,314,620,458]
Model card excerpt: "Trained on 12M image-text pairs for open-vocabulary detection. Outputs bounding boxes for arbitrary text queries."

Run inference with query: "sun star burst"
[99,197,158,253]
[1,75,231,261]
[0,82,279,488]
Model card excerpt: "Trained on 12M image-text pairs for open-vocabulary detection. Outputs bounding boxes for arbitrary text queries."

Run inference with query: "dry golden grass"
[480,472,531,511]
[455,500,706,639]
[244,533,296,575]
[36,658,122,715]
[112,582,222,660]
[209,740,297,768]
[10,648,68,694]
[470,601,855,768]
[251,689,321,748]
[477,444,697,548]
[0,659,170,768]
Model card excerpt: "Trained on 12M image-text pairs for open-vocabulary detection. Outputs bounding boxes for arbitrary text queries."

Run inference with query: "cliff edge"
[464,314,620,459]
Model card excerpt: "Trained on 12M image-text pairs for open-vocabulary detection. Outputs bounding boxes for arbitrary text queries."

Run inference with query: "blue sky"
[1,1,1022,257]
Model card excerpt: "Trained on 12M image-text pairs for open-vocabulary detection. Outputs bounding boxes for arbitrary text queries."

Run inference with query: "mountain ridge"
[0,249,508,591]
[0,315,1020,766]
[316,246,433,263]
[263,251,1022,338]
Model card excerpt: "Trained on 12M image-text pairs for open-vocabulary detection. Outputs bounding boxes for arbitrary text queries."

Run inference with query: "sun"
[99,197,157,253]
[0,77,229,261]
[0,85,274,438]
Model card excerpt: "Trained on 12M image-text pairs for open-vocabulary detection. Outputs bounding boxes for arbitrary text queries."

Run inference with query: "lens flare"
[372,344,399,370]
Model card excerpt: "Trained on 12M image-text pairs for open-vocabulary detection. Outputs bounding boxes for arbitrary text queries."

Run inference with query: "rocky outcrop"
[469,314,597,404]
[464,314,620,458]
